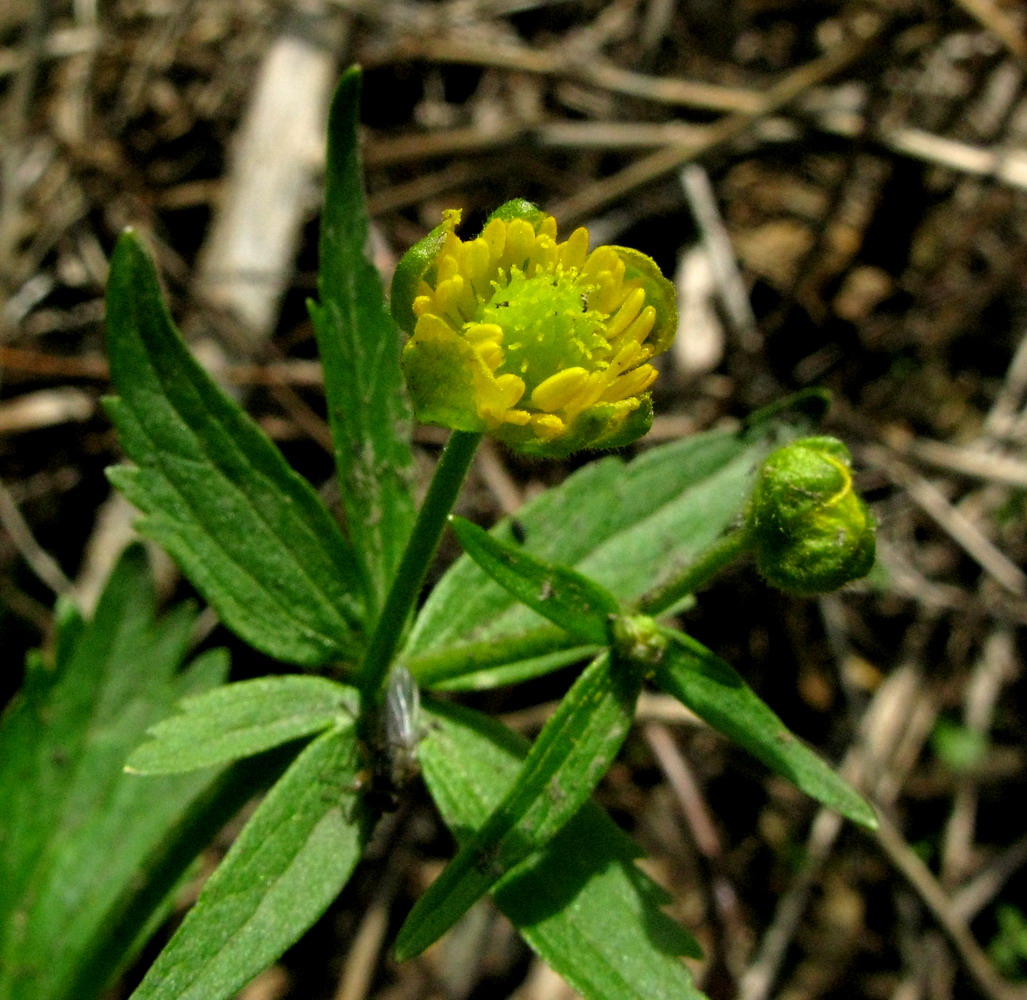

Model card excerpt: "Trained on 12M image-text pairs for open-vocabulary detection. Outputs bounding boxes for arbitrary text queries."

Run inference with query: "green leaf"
[419,701,704,1000]
[449,515,620,645]
[128,725,369,1000]
[396,649,646,959]
[408,424,791,687]
[126,676,358,775]
[654,628,877,829]
[105,231,364,666]
[309,66,416,616]
[0,546,235,1000]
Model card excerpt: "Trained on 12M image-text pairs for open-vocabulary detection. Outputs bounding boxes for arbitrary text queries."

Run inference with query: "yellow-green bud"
[747,436,875,594]
[391,200,677,458]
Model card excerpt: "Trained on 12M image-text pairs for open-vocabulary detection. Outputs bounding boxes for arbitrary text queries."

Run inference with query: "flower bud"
[391,201,676,458]
[747,436,875,594]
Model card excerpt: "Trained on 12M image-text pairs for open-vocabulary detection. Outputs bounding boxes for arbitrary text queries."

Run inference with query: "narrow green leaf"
[419,701,704,1000]
[310,66,416,615]
[408,424,793,687]
[395,650,646,959]
[105,231,364,666]
[449,516,620,645]
[0,546,231,1000]
[126,676,358,775]
[654,628,877,829]
[129,725,369,1000]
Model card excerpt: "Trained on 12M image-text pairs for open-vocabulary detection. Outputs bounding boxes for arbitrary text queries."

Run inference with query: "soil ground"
[2,2,1027,999]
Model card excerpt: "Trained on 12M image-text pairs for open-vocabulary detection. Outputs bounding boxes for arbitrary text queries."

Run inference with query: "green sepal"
[400,326,483,431]
[390,212,458,335]
[484,198,549,230]
[612,246,678,354]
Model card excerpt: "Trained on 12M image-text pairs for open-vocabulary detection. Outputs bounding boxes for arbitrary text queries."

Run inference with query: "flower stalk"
[359,430,482,700]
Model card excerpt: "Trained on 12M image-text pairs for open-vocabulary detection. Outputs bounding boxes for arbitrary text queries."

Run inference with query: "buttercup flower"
[392,200,677,458]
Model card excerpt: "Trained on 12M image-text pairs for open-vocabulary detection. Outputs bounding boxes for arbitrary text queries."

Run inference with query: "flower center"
[477,266,609,394]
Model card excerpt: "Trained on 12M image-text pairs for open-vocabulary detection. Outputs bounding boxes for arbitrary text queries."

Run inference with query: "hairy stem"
[636,527,751,616]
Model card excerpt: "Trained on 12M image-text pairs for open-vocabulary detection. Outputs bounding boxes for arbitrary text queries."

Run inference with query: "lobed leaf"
[128,725,369,1000]
[418,701,704,1000]
[396,649,646,959]
[654,627,877,829]
[126,675,358,775]
[449,515,620,645]
[0,547,237,1000]
[105,231,364,666]
[309,67,416,617]
[407,425,791,688]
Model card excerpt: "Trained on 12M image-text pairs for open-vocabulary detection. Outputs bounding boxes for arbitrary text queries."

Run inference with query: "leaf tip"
[852,800,879,831]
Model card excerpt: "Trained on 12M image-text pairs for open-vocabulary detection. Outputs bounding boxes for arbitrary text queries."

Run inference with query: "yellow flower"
[391,200,677,458]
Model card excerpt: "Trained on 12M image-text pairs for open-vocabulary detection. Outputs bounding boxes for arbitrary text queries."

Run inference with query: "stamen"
[437,253,460,282]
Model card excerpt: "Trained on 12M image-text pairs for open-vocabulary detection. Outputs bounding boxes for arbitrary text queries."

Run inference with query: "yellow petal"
[605,287,646,338]
[558,227,589,271]
[530,367,590,412]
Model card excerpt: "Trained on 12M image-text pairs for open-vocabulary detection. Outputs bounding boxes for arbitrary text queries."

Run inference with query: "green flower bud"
[747,436,875,594]
[391,201,677,459]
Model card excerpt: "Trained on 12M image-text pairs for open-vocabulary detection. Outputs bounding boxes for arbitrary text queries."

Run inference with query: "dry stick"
[645,722,749,983]
[194,3,345,342]
[362,110,1027,193]
[475,436,525,517]
[941,628,1018,885]
[739,660,942,1000]
[679,164,761,352]
[867,444,1027,598]
[903,474,1027,598]
[875,813,1027,1000]
[396,36,764,113]
[900,437,1027,490]
[953,833,1027,923]
[948,0,1027,62]
[333,845,406,1000]
[550,17,885,226]
[0,387,93,434]
[985,326,1027,438]
[0,477,74,597]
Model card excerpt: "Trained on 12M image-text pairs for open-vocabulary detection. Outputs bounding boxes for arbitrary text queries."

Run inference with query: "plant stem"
[408,625,589,686]
[359,430,482,699]
[636,527,751,616]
